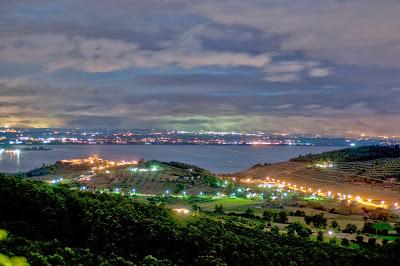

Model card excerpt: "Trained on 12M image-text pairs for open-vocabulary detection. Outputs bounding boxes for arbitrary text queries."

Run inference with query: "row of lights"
[260,176,399,209]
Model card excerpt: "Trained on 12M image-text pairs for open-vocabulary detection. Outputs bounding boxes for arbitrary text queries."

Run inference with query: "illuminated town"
[1,128,399,146]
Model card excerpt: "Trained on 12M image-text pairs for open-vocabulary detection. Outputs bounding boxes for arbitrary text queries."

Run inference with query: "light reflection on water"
[0,145,342,174]
[0,149,20,166]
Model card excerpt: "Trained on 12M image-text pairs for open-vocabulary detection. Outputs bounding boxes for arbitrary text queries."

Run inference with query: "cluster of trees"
[286,222,312,238]
[362,222,399,236]
[304,213,328,228]
[361,207,391,221]
[291,145,400,163]
[26,167,49,177]
[212,207,288,225]
[25,161,88,177]
[0,229,29,266]
[262,209,288,223]
[135,160,223,189]
[288,210,306,217]
[343,224,358,234]
[160,161,210,174]
[1,175,400,265]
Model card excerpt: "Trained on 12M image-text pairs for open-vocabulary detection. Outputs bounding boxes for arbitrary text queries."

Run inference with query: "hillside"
[25,157,221,195]
[291,145,400,163]
[1,175,400,265]
[235,146,400,203]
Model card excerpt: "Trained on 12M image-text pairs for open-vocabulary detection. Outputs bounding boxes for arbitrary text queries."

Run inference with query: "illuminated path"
[240,177,399,210]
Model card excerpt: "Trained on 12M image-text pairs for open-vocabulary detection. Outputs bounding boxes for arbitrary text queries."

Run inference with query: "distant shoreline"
[1,143,346,147]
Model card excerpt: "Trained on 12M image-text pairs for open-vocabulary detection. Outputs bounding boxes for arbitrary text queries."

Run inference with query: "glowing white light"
[173,208,190,214]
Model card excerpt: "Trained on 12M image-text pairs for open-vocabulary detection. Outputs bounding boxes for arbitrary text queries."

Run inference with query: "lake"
[0,145,341,173]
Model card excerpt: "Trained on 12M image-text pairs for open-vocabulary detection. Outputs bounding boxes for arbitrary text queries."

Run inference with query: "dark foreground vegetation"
[291,145,400,163]
[1,175,400,265]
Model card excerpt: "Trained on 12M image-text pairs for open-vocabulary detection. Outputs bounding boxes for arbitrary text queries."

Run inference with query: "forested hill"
[291,145,400,163]
[1,175,400,265]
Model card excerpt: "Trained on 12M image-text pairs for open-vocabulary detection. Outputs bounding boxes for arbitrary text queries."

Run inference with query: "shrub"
[244,208,255,218]
[286,222,312,239]
[368,238,376,247]
[343,224,357,234]
[317,231,324,242]
[341,238,350,246]
[330,220,339,229]
[214,204,224,215]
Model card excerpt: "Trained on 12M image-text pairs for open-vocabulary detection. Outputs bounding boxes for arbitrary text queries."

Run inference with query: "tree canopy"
[1,175,400,265]
[291,145,400,163]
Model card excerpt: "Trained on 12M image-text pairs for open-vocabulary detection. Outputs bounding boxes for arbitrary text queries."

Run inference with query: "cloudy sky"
[1,0,400,136]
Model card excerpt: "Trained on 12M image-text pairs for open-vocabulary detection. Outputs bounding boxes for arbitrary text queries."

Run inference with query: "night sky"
[1,1,400,136]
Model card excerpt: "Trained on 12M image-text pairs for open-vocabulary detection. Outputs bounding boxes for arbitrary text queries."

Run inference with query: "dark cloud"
[66,115,125,128]
[0,84,37,97]
[0,1,399,136]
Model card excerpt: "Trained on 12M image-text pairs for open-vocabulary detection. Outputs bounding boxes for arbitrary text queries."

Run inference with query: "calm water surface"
[0,145,341,174]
